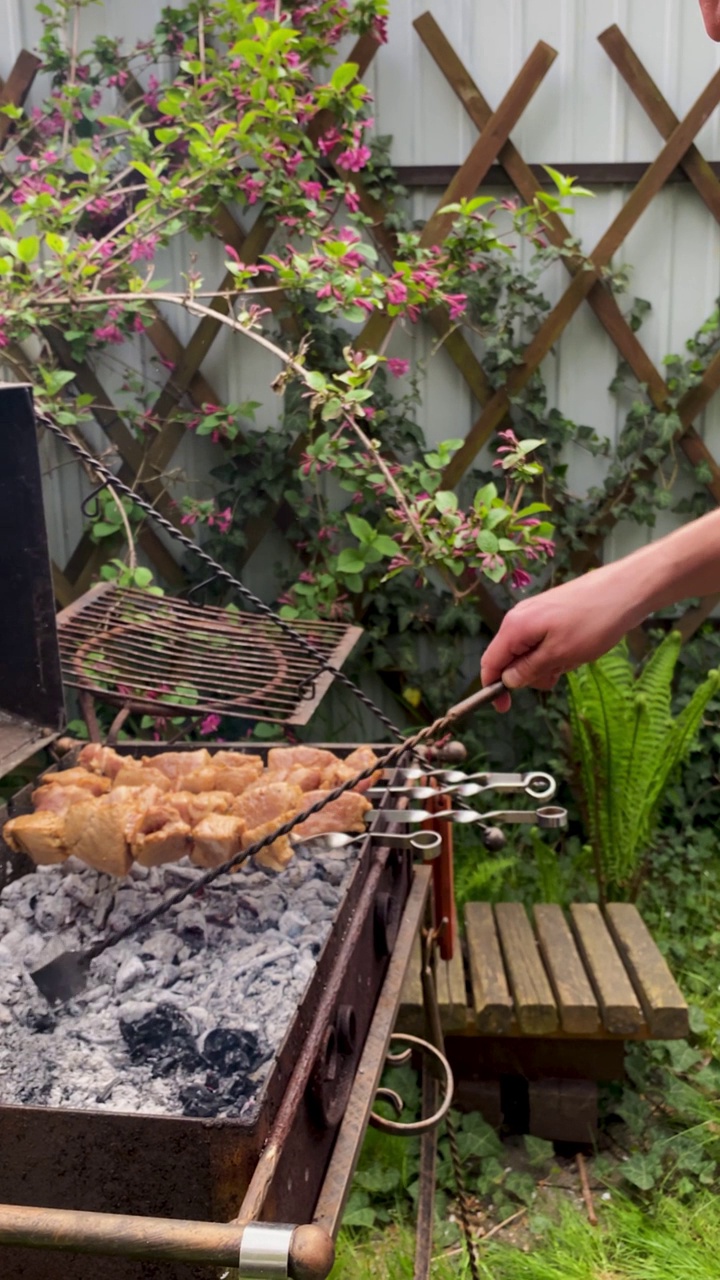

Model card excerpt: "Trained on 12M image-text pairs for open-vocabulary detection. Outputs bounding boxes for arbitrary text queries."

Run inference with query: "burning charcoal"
[120,1003,202,1074]
[180,1084,222,1118]
[201,1028,262,1077]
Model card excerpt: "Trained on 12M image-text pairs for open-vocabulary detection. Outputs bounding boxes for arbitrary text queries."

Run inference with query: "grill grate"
[57,584,363,726]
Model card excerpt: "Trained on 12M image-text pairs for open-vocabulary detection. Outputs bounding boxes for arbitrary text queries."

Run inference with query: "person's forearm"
[614,507,720,618]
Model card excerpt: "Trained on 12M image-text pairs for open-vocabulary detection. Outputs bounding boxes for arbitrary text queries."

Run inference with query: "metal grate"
[57,584,363,726]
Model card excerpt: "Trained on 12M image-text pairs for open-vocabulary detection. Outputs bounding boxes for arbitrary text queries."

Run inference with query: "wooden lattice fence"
[4,14,720,650]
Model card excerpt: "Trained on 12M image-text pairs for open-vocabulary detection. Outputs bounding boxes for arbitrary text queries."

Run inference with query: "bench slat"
[604,903,689,1039]
[464,901,514,1033]
[495,903,558,1035]
[533,904,600,1034]
[570,904,644,1035]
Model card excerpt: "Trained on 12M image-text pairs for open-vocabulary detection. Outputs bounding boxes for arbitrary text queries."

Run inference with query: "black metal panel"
[0,384,64,739]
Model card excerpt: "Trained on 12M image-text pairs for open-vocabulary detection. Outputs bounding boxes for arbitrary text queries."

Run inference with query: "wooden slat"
[494,902,558,1035]
[0,51,41,148]
[570,904,644,1035]
[533,904,600,1034]
[441,65,720,489]
[604,904,689,1038]
[397,933,467,1034]
[464,901,514,1034]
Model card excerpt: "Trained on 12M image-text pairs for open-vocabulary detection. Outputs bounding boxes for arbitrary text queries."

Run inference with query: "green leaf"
[17,235,39,264]
[435,490,458,515]
[623,1151,662,1191]
[305,370,327,392]
[336,549,366,573]
[346,513,375,543]
[372,535,400,557]
[71,145,96,174]
[133,567,153,588]
[476,530,499,554]
[330,62,359,92]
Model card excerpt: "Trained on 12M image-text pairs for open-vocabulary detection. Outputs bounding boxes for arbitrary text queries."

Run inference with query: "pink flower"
[299,179,323,201]
[387,358,410,378]
[536,538,555,557]
[298,570,315,584]
[214,507,232,534]
[144,74,160,111]
[372,14,389,40]
[336,142,371,173]
[128,233,159,263]
[108,70,129,88]
[93,323,124,345]
[132,315,146,333]
[317,127,342,157]
[180,512,198,526]
[445,293,467,321]
[199,713,221,736]
[511,568,532,591]
[0,324,7,349]
[385,278,407,306]
[241,174,264,204]
[344,185,360,212]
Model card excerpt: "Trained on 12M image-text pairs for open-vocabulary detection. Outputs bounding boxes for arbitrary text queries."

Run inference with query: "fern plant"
[566,631,720,901]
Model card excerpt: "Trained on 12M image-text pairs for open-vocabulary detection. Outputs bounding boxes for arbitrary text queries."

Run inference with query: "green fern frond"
[643,668,720,834]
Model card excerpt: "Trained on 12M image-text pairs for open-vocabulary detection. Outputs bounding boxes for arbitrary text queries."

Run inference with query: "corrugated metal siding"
[3,0,720,581]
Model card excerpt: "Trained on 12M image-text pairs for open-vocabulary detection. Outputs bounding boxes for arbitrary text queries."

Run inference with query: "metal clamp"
[238,1223,295,1278]
[369,1034,454,1137]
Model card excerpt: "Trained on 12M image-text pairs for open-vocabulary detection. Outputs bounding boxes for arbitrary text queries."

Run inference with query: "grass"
[331,1193,720,1279]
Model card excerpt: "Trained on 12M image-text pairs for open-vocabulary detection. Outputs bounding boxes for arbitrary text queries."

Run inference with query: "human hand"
[480,564,644,711]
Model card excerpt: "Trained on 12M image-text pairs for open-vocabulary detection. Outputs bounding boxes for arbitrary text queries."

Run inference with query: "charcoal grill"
[0,384,444,1279]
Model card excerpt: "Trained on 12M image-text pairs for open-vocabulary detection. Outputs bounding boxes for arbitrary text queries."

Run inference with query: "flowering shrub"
[0,0,592,629]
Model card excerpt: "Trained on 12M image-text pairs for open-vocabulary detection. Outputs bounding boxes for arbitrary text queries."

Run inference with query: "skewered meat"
[191,814,246,868]
[112,764,173,792]
[131,806,193,867]
[64,786,163,877]
[141,750,211,782]
[292,790,371,840]
[181,761,262,795]
[2,745,376,876]
[33,783,101,814]
[37,768,111,795]
[267,746,339,775]
[2,812,68,865]
[161,791,235,826]
[77,743,126,779]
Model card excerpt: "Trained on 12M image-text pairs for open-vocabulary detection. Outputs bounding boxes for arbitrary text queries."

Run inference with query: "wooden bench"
[398,901,688,1142]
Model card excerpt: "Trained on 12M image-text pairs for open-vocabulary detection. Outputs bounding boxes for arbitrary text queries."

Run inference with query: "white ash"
[0,847,354,1120]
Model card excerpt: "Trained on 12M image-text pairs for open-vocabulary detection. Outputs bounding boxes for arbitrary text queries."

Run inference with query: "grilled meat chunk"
[191,814,246,868]
[37,767,111,796]
[292,790,371,839]
[77,743,126,779]
[2,812,68,865]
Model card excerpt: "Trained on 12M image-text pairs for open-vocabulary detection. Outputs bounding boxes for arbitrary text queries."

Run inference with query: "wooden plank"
[392,161,720,187]
[533,904,600,1034]
[604,903,689,1038]
[494,902,558,1035]
[441,65,720,489]
[570,904,644,1035]
[599,25,720,223]
[0,51,41,148]
[464,901,514,1034]
[397,933,468,1035]
[414,13,667,412]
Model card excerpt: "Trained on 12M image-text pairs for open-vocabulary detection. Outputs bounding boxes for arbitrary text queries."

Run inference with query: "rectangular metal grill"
[58,584,363,726]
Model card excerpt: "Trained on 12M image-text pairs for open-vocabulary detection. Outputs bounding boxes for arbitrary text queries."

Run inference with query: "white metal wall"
[4,0,720,581]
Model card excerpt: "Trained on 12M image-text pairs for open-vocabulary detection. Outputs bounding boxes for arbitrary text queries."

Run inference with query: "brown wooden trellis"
[4,16,720,649]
